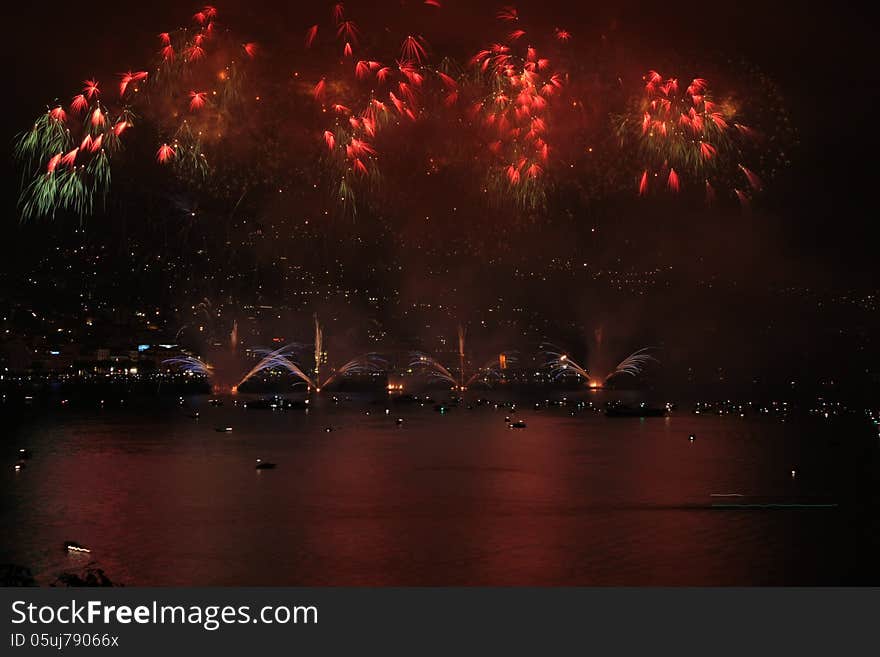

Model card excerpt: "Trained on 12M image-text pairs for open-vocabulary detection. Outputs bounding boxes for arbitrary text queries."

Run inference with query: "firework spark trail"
[409,353,459,388]
[235,346,316,391]
[313,313,323,379]
[458,324,466,389]
[318,354,387,389]
[463,353,517,387]
[157,144,176,163]
[410,324,515,389]
[545,350,591,383]
[163,356,213,376]
[606,348,658,380]
[545,346,656,386]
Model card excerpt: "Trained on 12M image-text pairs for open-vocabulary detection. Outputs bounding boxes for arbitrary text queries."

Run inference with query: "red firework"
[119,70,148,96]
[305,25,319,48]
[189,91,207,111]
[83,79,100,99]
[46,153,62,173]
[156,143,175,163]
[554,27,571,41]
[332,3,345,23]
[400,35,428,63]
[313,78,326,100]
[624,69,768,204]
[639,170,649,196]
[497,6,519,21]
[705,180,716,204]
[739,164,763,191]
[70,94,88,113]
[60,148,79,168]
[186,45,205,62]
[337,20,359,44]
[90,106,105,127]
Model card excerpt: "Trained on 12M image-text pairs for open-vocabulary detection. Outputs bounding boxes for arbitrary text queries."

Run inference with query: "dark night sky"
[3,1,877,284]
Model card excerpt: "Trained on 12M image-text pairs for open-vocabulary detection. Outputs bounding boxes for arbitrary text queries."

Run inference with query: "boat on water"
[64,541,90,554]
[605,403,667,418]
[215,426,233,433]
[255,459,276,470]
[244,398,278,410]
[244,396,308,410]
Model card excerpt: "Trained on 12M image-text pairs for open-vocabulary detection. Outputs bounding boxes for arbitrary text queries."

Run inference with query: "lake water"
[3,391,879,585]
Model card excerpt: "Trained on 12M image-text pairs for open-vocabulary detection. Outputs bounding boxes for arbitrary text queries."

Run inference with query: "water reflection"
[2,393,877,585]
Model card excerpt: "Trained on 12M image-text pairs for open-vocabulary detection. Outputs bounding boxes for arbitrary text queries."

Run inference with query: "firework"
[163,356,213,377]
[409,325,515,389]
[305,24,319,48]
[16,5,261,220]
[15,2,793,224]
[408,353,460,388]
[400,35,428,63]
[318,354,386,389]
[606,348,658,381]
[234,315,385,393]
[157,143,176,163]
[235,346,316,392]
[313,313,324,378]
[459,7,572,213]
[545,346,657,388]
[615,68,786,206]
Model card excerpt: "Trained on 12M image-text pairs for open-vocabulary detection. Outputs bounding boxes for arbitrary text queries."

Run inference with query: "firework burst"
[615,68,785,206]
[15,5,262,220]
[460,8,572,213]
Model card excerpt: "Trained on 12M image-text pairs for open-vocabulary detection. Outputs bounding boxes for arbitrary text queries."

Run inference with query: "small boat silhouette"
[255,458,276,470]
